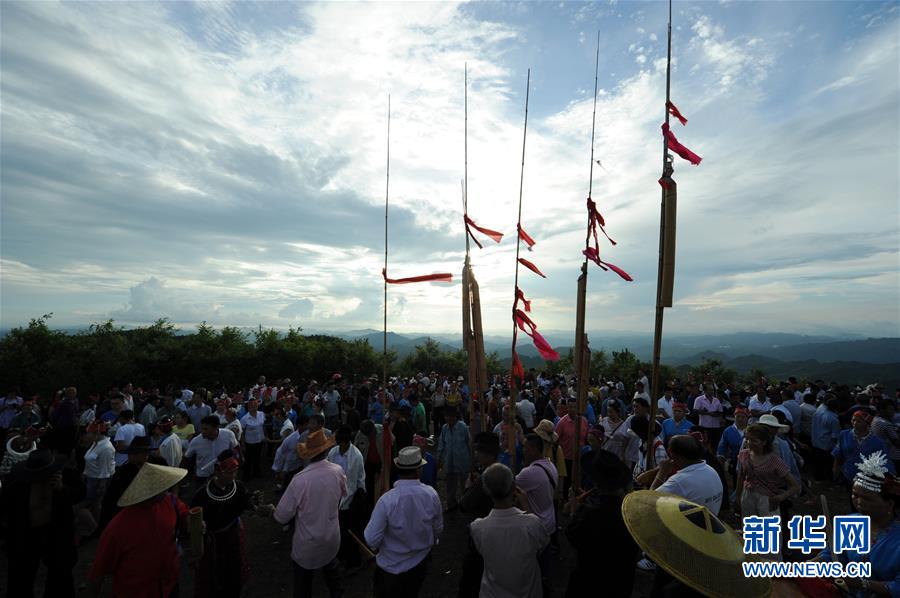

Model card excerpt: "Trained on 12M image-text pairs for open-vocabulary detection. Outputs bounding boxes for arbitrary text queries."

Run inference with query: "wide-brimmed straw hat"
[533,420,558,444]
[394,446,427,469]
[758,414,788,430]
[117,463,188,507]
[296,429,335,461]
[622,491,771,598]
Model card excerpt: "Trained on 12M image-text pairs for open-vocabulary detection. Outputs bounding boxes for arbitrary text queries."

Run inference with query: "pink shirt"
[274,459,347,569]
[693,395,723,429]
[554,415,589,460]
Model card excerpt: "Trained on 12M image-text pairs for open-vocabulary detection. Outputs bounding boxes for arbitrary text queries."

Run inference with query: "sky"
[1,1,898,338]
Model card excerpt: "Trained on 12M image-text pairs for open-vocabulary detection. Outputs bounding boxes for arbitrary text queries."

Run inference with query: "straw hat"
[622,491,771,598]
[758,414,788,430]
[117,463,188,507]
[394,446,427,469]
[533,420,558,444]
[297,429,335,461]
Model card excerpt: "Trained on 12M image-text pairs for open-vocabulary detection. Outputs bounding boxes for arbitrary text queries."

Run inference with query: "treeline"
[1,315,771,398]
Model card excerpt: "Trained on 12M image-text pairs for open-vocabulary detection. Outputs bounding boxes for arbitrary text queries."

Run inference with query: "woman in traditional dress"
[190,451,274,598]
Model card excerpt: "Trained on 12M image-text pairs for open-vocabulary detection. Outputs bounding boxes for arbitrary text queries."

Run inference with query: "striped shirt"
[738,449,789,497]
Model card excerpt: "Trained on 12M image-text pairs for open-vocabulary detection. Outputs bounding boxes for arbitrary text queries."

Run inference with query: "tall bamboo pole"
[572,31,602,492]
[380,95,392,496]
[508,69,531,471]
[647,0,674,469]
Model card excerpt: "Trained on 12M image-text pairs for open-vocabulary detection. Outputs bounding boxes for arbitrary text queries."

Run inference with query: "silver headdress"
[853,451,889,493]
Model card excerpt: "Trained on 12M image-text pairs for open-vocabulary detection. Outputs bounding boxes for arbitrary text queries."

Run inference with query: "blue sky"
[1,1,898,337]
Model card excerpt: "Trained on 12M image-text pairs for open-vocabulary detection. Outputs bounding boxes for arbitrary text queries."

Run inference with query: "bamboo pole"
[648,0,674,469]
[380,96,392,497]
[508,69,531,471]
[571,333,589,493]
[470,275,489,432]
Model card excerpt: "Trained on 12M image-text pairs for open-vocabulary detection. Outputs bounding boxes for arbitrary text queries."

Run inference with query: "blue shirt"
[811,408,841,451]
[821,520,900,597]
[420,452,437,488]
[662,417,693,445]
[832,431,895,482]
[369,401,384,425]
[437,421,471,474]
[187,404,212,430]
[717,424,744,461]
[585,403,597,426]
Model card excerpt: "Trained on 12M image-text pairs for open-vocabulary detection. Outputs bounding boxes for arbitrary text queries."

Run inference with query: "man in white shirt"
[321,381,342,431]
[365,446,442,598]
[517,391,537,431]
[748,384,773,424]
[657,386,677,420]
[650,435,723,515]
[471,463,548,598]
[185,415,238,487]
[632,381,651,405]
[327,425,366,568]
[112,410,146,467]
[155,416,183,468]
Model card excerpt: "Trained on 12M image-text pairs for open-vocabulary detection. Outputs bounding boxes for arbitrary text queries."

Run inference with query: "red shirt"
[90,494,189,598]
[555,415,589,460]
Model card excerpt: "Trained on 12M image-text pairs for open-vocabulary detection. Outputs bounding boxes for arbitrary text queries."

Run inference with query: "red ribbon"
[382,268,453,284]
[514,309,560,361]
[658,177,671,190]
[666,101,688,126]
[515,287,531,313]
[464,215,503,249]
[587,197,617,247]
[511,348,524,381]
[662,123,702,165]
[518,258,546,278]
[583,248,633,281]
[517,224,536,249]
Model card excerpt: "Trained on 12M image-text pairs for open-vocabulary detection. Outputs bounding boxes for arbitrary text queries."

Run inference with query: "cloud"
[1,2,897,338]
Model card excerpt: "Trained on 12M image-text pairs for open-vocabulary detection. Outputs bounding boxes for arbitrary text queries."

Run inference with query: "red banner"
[515,287,531,313]
[666,100,688,126]
[382,268,453,284]
[514,309,560,361]
[518,258,546,278]
[583,248,633,281]
[662,123,702,165]
[517,224,536,249]
[465,215,503,248]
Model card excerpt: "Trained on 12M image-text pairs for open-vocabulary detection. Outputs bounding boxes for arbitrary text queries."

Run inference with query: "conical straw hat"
[118,463,188,507]
[622,491,771,598]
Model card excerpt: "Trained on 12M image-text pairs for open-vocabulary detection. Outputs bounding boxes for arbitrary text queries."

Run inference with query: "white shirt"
[240,411,266,444]
[327,444,366,510]
[657,461,723,515]
[113,422,146,467]
[471,507,548,598]
[364,479,443,574]
[158,432,183,468]
[657,396,675,419]
[517,399,536,428]
[84,437,116,479]
[185,428,238,478]
[273,429,304,474]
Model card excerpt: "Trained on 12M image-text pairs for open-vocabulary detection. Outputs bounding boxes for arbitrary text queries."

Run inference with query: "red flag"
[658,176,671,190]
[382,268,453,284]
[587,197,617,247]
[514,309,560,361]
[511,349,524,381]
[583,248,633,281]
[662,123,702,165]
[465,215,503,246]
[666,100,688,126]
[515,287,531,313]
[518,258,546,278]
[517,224,536,249]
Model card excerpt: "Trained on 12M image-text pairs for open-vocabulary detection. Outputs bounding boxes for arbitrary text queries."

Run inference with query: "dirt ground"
[2,453,853,598]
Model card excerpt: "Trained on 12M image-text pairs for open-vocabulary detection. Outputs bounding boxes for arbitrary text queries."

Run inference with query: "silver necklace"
[206,480,237,502]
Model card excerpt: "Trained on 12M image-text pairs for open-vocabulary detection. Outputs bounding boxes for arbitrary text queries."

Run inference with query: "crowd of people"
[0,370,898,597]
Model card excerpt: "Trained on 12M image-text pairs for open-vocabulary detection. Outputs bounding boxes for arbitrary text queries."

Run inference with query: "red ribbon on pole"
[382,268,453,284]
[464,215,503,249]
[511,348,525,381]
[515,287,531,313]
[514,309,560,361]
[587,197,617,247]
[662,123,702,165]
[517,224,536,249]
[666,100,688,126]
[583,248,633,282]
[518,258,546,278]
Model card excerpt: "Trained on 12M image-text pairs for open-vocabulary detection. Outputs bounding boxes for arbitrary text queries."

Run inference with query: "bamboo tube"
[188,507,204,559]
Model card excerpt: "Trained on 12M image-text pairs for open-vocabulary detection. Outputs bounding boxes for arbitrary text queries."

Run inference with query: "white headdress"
[854,451,889,493]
